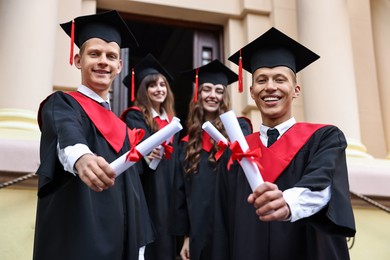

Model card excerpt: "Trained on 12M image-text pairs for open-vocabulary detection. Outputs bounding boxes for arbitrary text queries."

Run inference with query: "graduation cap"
[60,10,138,65]
[181,59,238,102]
[228,27,320,92]
[122,53,173,102]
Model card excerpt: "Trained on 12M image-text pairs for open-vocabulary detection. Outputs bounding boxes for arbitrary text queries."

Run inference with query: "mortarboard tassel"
[69,20,75,65]
[131,68,135,102]
[194,68,199,102]
[238,49,243,93]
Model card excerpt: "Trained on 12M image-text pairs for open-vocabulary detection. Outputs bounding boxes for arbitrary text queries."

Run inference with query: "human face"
[200,83,225,120]
[250,66,300,127]
[147,76,167,112]
[74,38,122,99]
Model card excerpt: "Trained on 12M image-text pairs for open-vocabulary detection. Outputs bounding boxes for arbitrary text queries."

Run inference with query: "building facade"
[0,0,389,259]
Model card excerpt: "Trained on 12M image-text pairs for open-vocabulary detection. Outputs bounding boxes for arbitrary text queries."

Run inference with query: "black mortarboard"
[228,27,320,90]
[123,53,173,101]
[181,59,238,102]
[60,10,138,65]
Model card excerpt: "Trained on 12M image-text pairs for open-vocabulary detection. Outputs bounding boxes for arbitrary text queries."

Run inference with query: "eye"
[257,78,266,84]
[202,87,211,93]
[275,77,286,83]
[216,89,224,95]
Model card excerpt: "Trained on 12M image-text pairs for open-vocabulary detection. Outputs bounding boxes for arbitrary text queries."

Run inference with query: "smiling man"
[220,27,356,260]
[33,10,155,260]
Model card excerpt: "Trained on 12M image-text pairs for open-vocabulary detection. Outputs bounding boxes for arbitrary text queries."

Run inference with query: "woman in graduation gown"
[218,27,356,260]
[172,60,252,260]
[120,53,178,260]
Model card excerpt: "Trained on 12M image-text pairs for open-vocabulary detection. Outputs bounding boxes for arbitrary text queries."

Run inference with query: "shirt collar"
[77,85,110,104]
[151,108,169,121]
[260,117,296,137]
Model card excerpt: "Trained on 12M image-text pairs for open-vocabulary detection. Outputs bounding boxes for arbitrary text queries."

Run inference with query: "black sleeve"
[237,116,253,136]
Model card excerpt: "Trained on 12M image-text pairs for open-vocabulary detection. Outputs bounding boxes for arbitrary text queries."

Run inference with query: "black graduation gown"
[121,107,178,260]
[173,118,252,260]
[33,92,155,260]
[219,123,356,260]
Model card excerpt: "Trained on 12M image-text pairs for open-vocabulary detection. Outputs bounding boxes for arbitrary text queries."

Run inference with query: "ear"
[249,85,255,99]
[293,84,301,98]
[74,54,82,69]
[116,59,123,75]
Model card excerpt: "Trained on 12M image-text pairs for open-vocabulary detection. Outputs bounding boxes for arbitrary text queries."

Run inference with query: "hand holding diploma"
[149,117,180,170]
[219,110,263,191]
[110,118,183,176]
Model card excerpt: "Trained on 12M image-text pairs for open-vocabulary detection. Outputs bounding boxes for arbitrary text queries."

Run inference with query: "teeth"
[263,97,279,101]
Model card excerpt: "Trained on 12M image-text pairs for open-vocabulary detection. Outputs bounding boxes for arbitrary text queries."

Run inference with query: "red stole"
[181,131,213,152]
[66,92,129,153]
[246,123,327,183]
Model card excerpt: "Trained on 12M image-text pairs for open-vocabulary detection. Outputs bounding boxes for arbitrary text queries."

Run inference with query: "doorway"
[109,11,223,135]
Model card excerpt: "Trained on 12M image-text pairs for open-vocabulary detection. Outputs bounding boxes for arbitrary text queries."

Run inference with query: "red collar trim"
[181,131,213,152]
[246,123,328,182]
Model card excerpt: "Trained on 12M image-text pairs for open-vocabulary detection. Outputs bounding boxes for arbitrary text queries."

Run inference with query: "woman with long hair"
[172,60,252,260]
[121,53,178,260]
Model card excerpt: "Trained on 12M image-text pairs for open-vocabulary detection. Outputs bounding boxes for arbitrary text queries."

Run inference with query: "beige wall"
[0,188,36,260]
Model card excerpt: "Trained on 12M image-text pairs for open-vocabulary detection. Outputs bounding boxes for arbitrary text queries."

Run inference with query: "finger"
[78,171,105,192]
[97,157,116,180]
[259,204,290,221]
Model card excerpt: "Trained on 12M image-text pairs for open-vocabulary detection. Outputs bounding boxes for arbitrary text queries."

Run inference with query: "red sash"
[246,123,327,182]
[66,92,129,153]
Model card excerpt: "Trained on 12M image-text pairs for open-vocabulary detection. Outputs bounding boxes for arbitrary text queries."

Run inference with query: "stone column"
[371,0,390,159]
[0,0,58,111]
[0,0,58,173]
[296,0,371,158]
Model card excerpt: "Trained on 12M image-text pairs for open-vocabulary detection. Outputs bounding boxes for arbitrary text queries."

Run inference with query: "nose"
[98,54,108,64]
[208,89,217,98]
[264,80,276,91]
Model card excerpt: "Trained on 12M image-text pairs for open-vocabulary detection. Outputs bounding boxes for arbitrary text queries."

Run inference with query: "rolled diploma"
[149,117,181,170]
[201,121,228,145]
[110,118,183,176]
[219,110,263,191]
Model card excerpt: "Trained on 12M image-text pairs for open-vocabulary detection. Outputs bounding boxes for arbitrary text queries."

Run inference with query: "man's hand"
[75,154,116,192]
[248,182,290,221]
[180,236,190,260]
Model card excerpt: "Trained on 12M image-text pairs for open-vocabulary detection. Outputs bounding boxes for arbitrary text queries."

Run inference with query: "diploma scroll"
[149,117,180,170]
[202,121,228,145]
[219,110,263,191]
[110,118,183,176]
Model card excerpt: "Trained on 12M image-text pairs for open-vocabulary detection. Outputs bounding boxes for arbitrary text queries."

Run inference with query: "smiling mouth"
[93,70,110,75]
[263,96,280,102]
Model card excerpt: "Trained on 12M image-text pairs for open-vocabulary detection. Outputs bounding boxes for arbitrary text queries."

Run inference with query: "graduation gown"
[33,91,155,260]
[220,123,356,260]
[121,107,178,260]
[173,117,252,260]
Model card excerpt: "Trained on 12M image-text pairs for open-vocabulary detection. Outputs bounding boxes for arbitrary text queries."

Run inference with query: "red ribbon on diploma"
[215,140,229,161]
[161,141,174,159]
[227,141,263,171]
[126,128,145,162]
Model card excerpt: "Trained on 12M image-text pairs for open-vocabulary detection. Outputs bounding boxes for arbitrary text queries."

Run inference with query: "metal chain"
[0,172,36,189]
